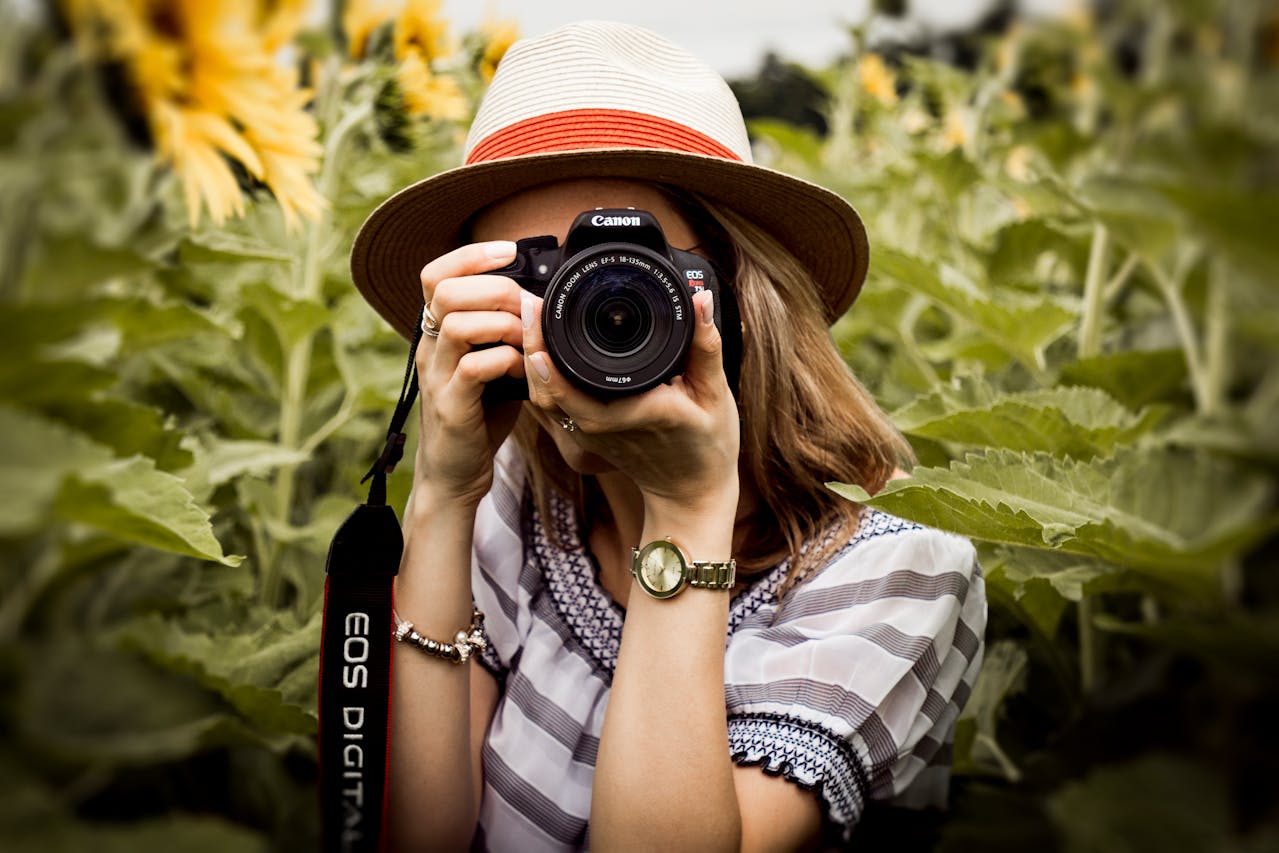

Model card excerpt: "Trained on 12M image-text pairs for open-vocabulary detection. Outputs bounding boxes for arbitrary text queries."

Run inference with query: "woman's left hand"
[521,288,740,518]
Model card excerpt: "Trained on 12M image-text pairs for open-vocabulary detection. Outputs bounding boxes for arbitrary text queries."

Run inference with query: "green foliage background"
[2,1,1277,850]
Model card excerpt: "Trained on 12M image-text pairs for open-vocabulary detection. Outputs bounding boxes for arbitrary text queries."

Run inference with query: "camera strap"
[319,316,422,853]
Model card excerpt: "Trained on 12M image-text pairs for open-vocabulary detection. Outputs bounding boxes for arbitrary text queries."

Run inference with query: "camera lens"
[583,287,652,357]
[541,245,694,397]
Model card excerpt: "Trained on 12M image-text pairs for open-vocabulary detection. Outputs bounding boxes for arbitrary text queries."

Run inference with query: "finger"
[432,273,525,320]
[520,294,602,422]
[681,289,727,398]
[436,345,525,426]
[429,310,525,386]
[420,241,517,300]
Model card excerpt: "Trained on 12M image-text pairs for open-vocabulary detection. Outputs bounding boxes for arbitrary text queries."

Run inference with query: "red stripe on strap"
[466,108,742,164]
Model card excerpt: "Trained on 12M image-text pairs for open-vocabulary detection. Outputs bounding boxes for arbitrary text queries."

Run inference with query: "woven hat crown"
[465,20,752,165]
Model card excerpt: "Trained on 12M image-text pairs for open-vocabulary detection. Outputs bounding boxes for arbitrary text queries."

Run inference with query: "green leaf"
[1045,755,1231,853]
[55,455,243,566]
[746,119,824,165]
[43,395,193,471]
[18,232,154,295]
[987,218,1087,285]
[240,281,331,349]
[829,446,1276,593]
[178,230,293,264]
[1154,183,1279,282]
[990,546,1131,604]
[120,612,319,735]
[181,437,311,495]
[1074,176,1181,263]
[873,247,1076,370]
[15,640,270,764]
[954,639,1028,780]
[0,405,114,535]
[891,380,1165,458]
[1058,349,1189,409]
[0,357,116,407]
[101,296,229,350]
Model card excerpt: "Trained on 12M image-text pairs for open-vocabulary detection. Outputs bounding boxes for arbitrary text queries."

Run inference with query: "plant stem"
[1078,222,1109,360]
[1075,222,1109,694]
[1202,257,1229,417]
[262,68,369,606]
[1103,252,1139,305]
[1078,597,1098,693]
[1149,257,1210,413]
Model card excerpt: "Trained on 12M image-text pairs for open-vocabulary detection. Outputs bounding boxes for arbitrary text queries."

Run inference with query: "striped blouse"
[465,443,986,850]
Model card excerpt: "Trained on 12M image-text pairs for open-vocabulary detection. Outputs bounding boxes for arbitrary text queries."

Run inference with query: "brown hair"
[513,189,914,596]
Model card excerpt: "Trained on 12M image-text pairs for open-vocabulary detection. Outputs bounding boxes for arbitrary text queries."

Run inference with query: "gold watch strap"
[686,559,736,590]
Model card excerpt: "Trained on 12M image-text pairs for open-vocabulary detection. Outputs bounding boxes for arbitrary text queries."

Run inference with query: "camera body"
[483,208,741,401]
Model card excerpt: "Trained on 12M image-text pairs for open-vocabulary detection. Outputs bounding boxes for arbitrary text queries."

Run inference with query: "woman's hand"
[521,288,740,520]
[414,240,526,507]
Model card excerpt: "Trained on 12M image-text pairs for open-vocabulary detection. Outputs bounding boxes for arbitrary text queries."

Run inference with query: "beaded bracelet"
[393,608,487,664]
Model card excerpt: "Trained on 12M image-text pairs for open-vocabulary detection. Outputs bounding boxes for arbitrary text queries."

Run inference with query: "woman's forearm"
[591,491,743,852]
[386,482,484,851]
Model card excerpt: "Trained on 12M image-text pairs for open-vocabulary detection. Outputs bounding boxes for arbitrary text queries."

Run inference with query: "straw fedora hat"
[350,20,869,341]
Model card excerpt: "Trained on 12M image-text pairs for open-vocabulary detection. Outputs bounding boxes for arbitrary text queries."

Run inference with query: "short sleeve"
[468,441,534,678]
[724,513,986,841]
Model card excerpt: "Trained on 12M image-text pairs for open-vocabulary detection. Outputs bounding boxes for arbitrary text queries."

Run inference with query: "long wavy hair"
[512,186,913,595]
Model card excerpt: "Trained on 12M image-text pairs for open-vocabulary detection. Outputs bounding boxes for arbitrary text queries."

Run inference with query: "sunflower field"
[1,1,1276,850]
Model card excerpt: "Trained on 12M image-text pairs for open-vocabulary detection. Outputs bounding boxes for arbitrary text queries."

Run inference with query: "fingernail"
[521,292,534,330]
[699,292,715,326]
[530,352,550,382]
[486,240,516,259]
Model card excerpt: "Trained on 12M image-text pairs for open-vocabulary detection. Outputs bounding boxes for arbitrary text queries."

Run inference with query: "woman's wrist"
[640,477,739,557]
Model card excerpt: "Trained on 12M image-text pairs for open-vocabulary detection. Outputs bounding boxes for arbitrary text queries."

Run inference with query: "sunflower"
[344,0,467,120]
[478,18,519,83]
[857,53,899,107]
[64,0,324,229]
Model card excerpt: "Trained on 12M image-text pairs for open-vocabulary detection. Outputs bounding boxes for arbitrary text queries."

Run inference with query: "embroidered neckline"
[531,490,923,677]
[534,489,790,676]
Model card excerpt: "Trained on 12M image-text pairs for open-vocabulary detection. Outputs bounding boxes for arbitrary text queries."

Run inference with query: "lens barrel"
[541,244,694,397]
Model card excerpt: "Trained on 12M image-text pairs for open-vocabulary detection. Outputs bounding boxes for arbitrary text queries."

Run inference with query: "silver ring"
[558,416,577,433]
[420,302,442,338]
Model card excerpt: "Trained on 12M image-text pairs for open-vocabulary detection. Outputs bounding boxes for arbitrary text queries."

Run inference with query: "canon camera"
[482,208,741,401]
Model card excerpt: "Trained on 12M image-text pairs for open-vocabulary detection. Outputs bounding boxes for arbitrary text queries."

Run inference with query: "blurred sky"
[442,0,1079,76]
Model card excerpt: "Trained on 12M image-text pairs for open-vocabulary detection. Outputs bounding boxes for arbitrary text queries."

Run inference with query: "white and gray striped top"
[465,443,986,850]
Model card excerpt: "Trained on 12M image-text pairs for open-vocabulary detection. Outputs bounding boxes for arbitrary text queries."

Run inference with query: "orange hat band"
[465,108,744,165]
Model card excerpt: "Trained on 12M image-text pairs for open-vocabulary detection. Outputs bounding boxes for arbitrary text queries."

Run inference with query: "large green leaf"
[178,230,294,264]
[240,281,331,349]
[986,218,1087,286]
[120,611,320,734]
[1154,183,1279,282]
[0,405,114,535]
[890,380,1165,458]
[1058,349,1189,409]
[829,446,1276,592]
[56,454,243,566]
[179,437,311,498]
[15,640,275,764]
[872,247,1076,370]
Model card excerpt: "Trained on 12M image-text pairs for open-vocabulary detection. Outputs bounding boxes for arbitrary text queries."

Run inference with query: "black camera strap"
[319,316,422,853]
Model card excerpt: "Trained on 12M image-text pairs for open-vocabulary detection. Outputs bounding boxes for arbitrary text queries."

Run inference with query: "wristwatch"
[631,537,736,599]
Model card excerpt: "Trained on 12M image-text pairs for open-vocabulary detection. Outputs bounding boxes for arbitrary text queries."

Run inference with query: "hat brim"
[350,147,868,340]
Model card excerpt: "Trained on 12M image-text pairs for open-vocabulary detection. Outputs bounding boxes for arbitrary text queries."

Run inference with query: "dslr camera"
[482,208,741,401]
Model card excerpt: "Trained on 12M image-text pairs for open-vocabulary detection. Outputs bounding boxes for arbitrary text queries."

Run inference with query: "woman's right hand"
[413,240,525,507]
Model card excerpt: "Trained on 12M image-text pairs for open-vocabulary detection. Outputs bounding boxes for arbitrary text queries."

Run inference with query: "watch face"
[636,541,685,599]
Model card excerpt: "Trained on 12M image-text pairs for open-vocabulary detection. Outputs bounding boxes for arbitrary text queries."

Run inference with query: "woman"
[350,21,986,852]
